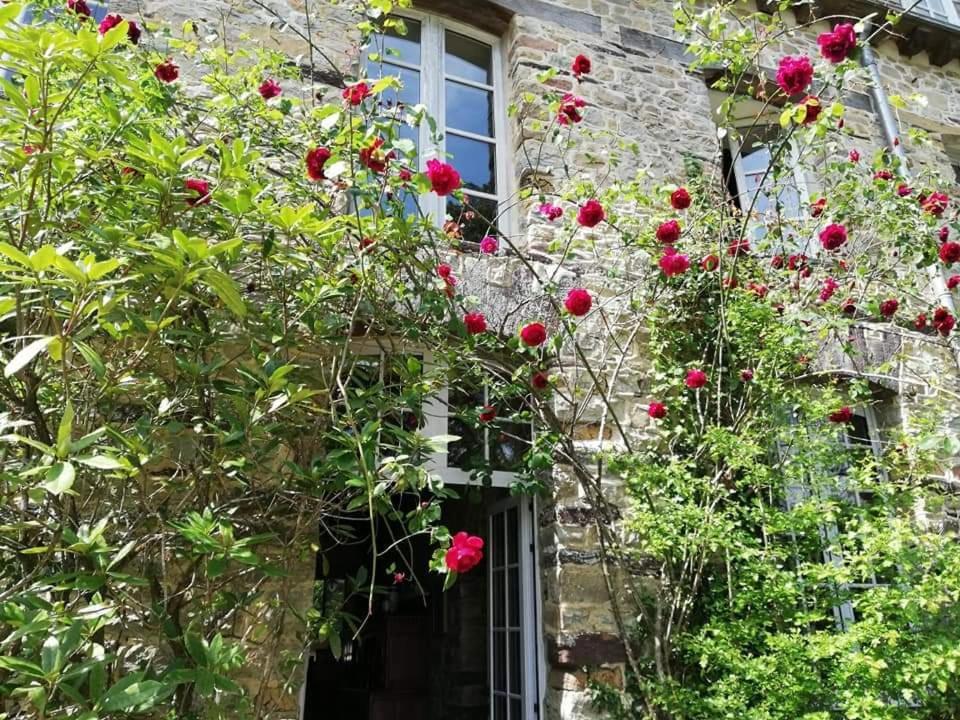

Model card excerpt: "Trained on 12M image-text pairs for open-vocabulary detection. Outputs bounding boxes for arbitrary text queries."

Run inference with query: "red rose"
[770,254,784,270]
[748,282,768,299]
[685,368,708,389]
[873,170,893,181]
[818,22,857,63]
[360,137,394,174]
[342,82,371,106]
[800,95,822,124]
[479,236,499,254]
[539,203,563,221]
[819,277,839,302]
[940,227,950,241]
[398,167,413,182]
[849,149,860,163]
[787,254,808,271]
[154,59,179,83]
[577,199,605,228]
[670,187,691,210]
[840,298,856,315]
[305,147,331,181]
[571,54,591,78]
[564,287,592,316]
[819,223,848,251]
[915,313,928,330]
[659,248,690,277]
[531,371,550,390]
[700,254,719,271]
[656,219,681,244]
[99,14,140,44]
[445,532,484,574]
[723,276,738,289]
[557,94,587,125]
[921,191,949,216]
[425,158,461,196]
[478,405,497,423]
[393,572,406,585]
[934,307,956,336]
[897,184,913,197]
[879,298,899,317]
[811,197,826,217]
[464,312,487,335]
[828,406,853,424]
[259,78,282,99]
[940,242,960,265]
[520,322,547,347]
[728,238,750,256]
[775,55,814,95]
[948,275,960,290]
[648,402,667,419]
[739,369,754,382]
[184,178,211,206]
[67,0,91,17]
[359,237,376,254]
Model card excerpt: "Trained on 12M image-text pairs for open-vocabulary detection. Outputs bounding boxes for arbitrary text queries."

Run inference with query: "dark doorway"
[301,488,506,720]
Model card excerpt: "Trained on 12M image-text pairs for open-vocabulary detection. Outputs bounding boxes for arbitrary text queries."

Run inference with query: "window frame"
[902,0,960,26]
[364,10,516,244]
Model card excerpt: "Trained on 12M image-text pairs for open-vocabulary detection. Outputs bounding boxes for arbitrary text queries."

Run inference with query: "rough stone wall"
[107,0,960,717]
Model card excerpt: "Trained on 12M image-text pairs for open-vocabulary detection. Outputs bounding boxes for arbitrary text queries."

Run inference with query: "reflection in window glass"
[447,134,496,194]
[445,81,494,137]
[445,30,492,84]
[447,195,499,245]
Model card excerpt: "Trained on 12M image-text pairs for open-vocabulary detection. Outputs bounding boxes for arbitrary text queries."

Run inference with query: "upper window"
[365,14,510,246]
[902,0,960,26]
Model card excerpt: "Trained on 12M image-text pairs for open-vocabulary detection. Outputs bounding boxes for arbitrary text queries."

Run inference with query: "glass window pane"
[447,195,499,246]
[366,63,420,109]
[373,19,421,66]
[446,81,494,137]
[448,386,486,470]
[493,631,507,690]
[508,567,520,626]
[494,694,507,720]
[507,508,519,565]
[447,134,496,194]
[493,569,505,625]
[445,30,492,84]
[510,698,522,720]
[508,631,522,694]
[492,512,505,568]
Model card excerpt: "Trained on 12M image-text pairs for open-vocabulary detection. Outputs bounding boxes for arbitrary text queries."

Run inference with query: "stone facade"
[109,0,960,717]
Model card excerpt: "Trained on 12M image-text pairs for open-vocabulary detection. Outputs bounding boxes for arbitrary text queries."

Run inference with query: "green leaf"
[76,341,106,378]
[76,455,124,470]
[99,673,165,712]
[203,269,246,317]
[0,656,44,677]
[57,401,74,458]
[87,258,120,280]
[41,635,60,675]
[43,462,75,496]
[5,336,54,377]
[0,242,31,267]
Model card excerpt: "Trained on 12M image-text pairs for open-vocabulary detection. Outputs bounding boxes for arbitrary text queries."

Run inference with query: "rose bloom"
[880,298,899,317]
[873,169,893,181]
[940,226,950,241]
[775,55,814,95]
[656,219,681,244]
[463,312,487,335]
[360,137,393,174]
[539,203,563,221]
[305,147,331,181]
[425,158,461,195]
[819,276,839,302]
[740,369,754,382]
[520,322,547,347]
[840,298,856,315]
[648,402,667,419]
[770,254,784,270]
[728,238,750,256]
[849,149,860,163]
[659,248,690,277]
[896,184,913,197]
[571,54,591,78]
[67,0,91,17]
[811,197,826,217]
[557,94,586,125]
[342,82,371,106]
[787,254,808,271]
[670,187,691,210]
[99,14,141,44]
[819,223,848,251]
[948,275,960,290]
[479,235,499,254]
[829,406,854,424]
[934,307,956,336]
[184,178,211,206]
[478,405,497,423]
[393,572,406,585]
[723,276,738,289]
[577,199,605,228]
[436,263,453,279]
[445,532,484,574]
[531,371,550,390]
[700,254,719,271]
[921,191,949,216]
[800,95,822,124]
[915,313,928,330]
[685,368,708,389]
[259,78,282,99]
[940,241,960,264]
[564,287,592,316]
[818,22,857,63]
[748,282,768,299]
[154,59,179,83]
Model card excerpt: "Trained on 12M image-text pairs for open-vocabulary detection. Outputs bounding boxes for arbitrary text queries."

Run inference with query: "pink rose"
[539,203,563,221]
[445,532,484,574]
[99,14,141,44]
[685,369,708,389]
[659,248,690,277]
[425,158,461,196]
[259,79,282,99]
[818,23,857,63]
[775,55,814,95]
[479,236,499,254]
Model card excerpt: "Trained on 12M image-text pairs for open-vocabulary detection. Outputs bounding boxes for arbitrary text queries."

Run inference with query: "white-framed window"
[725,121,811,246]
[364,11,513,246]
[903,0,960,26]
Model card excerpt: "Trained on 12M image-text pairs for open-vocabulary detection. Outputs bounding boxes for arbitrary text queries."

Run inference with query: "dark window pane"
[493,569,505,625]
[445,30,492,84]
[373,19,421,66]
[492,512,505,568]
[447,195,499,246]
[446,81,494,137]
[493,632,507,691]
[448,386,486,470]
[494,694,507,720]
[508,631,522,694]
[365,63,420,109]
[508,567,520,626]
[507,507,519,565]
[447,134,496,194]
[510,698,522,720]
